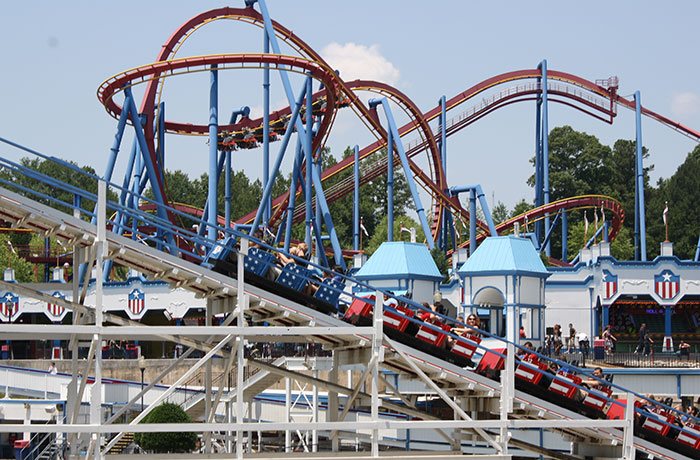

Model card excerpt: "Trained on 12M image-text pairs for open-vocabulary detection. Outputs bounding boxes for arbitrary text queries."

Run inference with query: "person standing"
[568,323,576,352]
[635,323,647,353]
[48,361,57,374]
[602,325,617,354]
[576,331,590,355]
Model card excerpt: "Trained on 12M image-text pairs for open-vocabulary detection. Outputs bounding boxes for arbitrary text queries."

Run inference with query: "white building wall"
[519,277,543,305]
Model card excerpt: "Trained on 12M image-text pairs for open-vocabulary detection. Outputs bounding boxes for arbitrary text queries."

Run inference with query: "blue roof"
[457,236,550,278]
[355,242,443,281]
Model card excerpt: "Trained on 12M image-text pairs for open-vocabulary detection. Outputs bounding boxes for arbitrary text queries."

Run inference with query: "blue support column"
[634,91,647,261]
[104,99,131,184]
[250,81,307,237]
[263,34,271,226]
[469,189,476,255]
[353,145,360,251]
[534,94,542,243]
[315,157,323,257]
[589,287,596,341]
[158,102,166,170]
[225,150,231,229]
[304,76,313,249]
[449,185,498,236]
[439,96,448,252]
[602,304,609,331]
[561,211,568,261]
[541,60,550,257]
[207,65,219,243]
[311,164,347,270]
[664,306,673,352]
[369,98,434,249]
[257,0,308,141]
[121,87,176,252]
[387,127,394,242]
[284,140,303,251]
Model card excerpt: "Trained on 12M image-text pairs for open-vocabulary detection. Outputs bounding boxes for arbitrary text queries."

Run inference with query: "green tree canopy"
[646,144,700,260]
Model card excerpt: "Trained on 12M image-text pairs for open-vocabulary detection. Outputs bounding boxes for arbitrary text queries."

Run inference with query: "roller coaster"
[1,1,700,459]
[93,4,700,267]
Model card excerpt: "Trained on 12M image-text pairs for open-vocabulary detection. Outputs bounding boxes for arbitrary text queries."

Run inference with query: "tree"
[510,199,534,220]
[524,127,658,261]
[430,247,450,282]
[0,157,118,218]
[364,215,424,255]
[529,126,613,200]
[646,145,700,260]
[564,217,634,262]
[133,403,197,453]
[0,234,35,282]
[491,201,509,225]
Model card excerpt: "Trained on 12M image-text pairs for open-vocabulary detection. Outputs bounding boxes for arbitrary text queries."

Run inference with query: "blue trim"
[462,270,549,278]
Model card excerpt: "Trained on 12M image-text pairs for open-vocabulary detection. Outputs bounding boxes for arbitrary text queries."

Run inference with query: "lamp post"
[138,356,146,411]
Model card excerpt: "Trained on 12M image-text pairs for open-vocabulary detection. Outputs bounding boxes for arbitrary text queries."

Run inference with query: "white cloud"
[320,42,400,86]
[671,92,700,118]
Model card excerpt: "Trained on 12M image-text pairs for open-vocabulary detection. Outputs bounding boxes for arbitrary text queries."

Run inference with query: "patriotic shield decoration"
[47,291,65,317]
[128,289,145,315]
[0,292,19,321]
[654,270,680,300]
[602,270,617,299]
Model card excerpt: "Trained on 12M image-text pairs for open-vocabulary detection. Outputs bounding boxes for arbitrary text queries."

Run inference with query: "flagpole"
[664,201,669,242]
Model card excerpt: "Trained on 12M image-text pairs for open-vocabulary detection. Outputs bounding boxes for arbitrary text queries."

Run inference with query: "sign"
[602,270,617,299]
[654,270,680,300]
[0,292,18,321]
[128,288,145,315]
[47,291,65,317]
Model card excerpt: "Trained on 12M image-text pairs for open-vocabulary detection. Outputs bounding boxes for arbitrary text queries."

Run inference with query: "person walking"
[635,323,647,353]
[643,330,654,356]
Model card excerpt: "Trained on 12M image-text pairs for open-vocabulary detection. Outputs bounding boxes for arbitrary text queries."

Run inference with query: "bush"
[133,403,197,453]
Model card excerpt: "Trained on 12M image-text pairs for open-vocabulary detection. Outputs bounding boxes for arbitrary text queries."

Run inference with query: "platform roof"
[458,236,550,278]
[355,242,442,281]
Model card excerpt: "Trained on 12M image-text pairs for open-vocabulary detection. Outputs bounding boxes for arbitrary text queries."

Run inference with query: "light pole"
[138,356,146,411]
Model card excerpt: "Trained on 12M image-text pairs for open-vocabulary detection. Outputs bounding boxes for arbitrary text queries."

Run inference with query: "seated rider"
[517,341,537,361]
[417,302,438,323]
[581,366,606,391]
[276,242,309,267]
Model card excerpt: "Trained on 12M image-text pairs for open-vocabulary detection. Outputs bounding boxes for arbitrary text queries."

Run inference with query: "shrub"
[133,403,197,453]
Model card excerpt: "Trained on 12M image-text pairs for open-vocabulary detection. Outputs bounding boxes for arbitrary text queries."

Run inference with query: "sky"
[2,1,700,215]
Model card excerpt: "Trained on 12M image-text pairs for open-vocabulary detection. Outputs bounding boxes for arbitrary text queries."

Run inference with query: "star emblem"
[662,272,671,282]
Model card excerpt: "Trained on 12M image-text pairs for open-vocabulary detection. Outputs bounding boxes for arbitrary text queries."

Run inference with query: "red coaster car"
[677,422,700,449]
[342,296,374,325]
[416,321,451,347]
[641,409,677,437]
[383,304,414,332]
[549,370,582,398]
[515,356,549,385]
[451,333,482,360]
[582,386,613,412]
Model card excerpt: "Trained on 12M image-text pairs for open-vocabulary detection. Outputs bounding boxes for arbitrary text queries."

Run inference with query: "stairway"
[106,432,134,454]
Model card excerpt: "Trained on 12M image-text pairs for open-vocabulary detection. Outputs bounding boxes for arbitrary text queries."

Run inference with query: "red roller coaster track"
[98,6,699,258]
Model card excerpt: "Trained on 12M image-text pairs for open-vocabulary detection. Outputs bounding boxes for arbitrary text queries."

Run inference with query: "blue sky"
[2,1,699,213]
